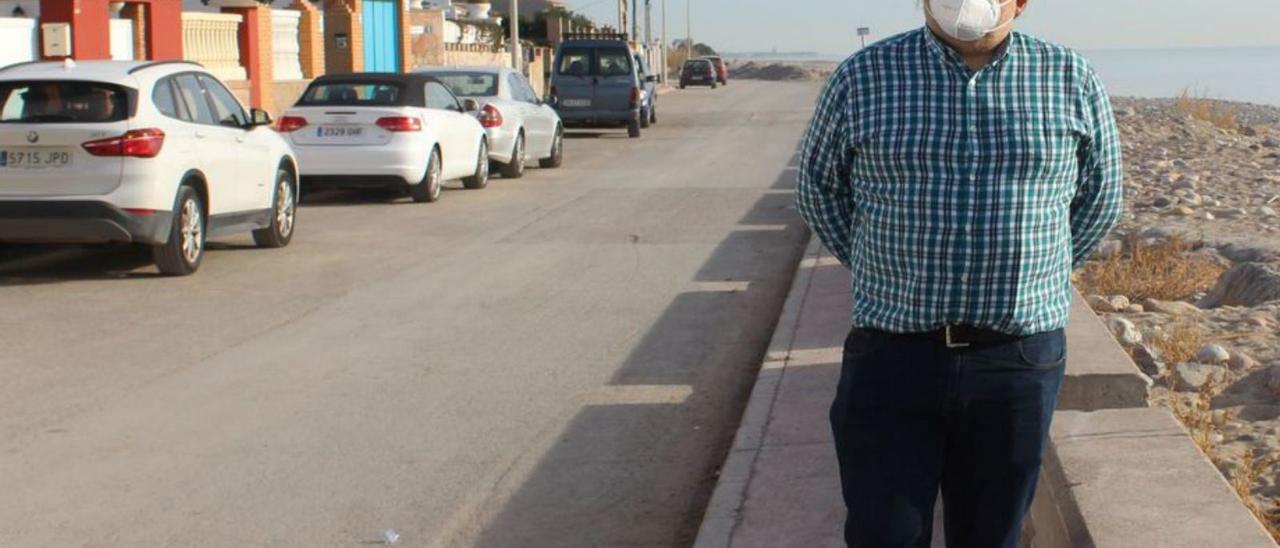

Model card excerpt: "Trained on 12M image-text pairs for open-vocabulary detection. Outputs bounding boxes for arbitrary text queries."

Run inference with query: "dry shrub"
[1150,322,1205,367]
[1174,88,1241,131]
[1080,236,1225,302]
[1231,450,1280,540]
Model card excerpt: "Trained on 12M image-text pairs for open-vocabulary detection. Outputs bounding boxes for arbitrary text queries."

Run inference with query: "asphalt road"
[0,80,818,548]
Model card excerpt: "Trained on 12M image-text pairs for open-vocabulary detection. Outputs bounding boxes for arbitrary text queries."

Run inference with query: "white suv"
[0,60,298,275]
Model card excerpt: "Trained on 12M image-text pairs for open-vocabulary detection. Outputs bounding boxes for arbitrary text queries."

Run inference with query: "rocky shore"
[1083,96,1280,536]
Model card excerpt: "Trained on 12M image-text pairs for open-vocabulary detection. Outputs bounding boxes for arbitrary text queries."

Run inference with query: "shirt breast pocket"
[998,109,1086,184]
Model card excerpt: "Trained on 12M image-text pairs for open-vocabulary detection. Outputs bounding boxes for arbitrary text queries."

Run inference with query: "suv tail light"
[629,86,640,108]
[276,116,308,133]
[549,85,558,105]
[478,104,504,128]
[82,128,165,158]
[376,116,422,132]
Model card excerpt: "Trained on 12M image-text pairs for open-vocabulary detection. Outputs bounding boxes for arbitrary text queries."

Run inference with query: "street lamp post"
[685,0,692,58]
[510,0,522,72]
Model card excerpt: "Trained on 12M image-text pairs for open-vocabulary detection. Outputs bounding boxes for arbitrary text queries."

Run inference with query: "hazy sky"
[559,0,1280,53]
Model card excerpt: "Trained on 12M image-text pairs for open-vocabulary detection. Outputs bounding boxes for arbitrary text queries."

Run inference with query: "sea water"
[1084,47,1280,107]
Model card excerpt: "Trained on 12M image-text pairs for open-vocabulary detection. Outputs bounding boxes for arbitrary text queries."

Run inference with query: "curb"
[693,234,820,548]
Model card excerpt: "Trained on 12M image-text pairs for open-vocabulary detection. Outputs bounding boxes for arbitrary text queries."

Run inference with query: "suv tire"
[252,167,296,248]
[153,184,205,276]
[640,108,652,129]
[627,118,641,138]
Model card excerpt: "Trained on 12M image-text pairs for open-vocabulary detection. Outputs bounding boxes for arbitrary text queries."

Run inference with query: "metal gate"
[361,0,400,73]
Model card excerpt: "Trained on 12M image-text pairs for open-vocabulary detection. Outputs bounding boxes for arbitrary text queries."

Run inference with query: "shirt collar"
[922,27,1017,75]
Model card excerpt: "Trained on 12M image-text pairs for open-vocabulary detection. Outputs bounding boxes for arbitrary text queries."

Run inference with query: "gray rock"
[1218,244,1280,263]
[1091,240,1122,260]
[1264,137,1280,148]
[1124,304,1146,314]
[1195,343,1231,364]
[1108,317,1143,346]
[1259,206,1278,218]
[1088,294,1118,313]
[1131,344,1164,377]
[1152,196,1177,208]
[1228,352,1258,371]
[1198,263,1280,308]
[1211,207,1248,220]
[1174,362,1227,391]
[1141,298,1203,316]
[1268,366,1280,396]
[1242,126,1259,137]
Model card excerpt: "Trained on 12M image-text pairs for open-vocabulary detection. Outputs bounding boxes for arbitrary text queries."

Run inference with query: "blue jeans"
[829,328,1067,548]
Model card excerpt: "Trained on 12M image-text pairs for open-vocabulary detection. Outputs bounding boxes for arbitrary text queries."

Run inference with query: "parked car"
[548,34,648,138]
[278,73,489,203]
[422,66,563,179]
[702,56,729,85]
[632,52,658,128]
[680,59,718,89]
[0,60,298,276]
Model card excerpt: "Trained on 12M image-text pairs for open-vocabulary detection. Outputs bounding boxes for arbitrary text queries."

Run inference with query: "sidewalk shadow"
[465,169,809,547]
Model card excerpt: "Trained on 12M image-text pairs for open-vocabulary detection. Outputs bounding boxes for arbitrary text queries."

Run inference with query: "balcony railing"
[182,12,247,82]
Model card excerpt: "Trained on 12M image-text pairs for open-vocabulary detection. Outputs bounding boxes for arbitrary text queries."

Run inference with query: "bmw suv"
[0,60,299,276]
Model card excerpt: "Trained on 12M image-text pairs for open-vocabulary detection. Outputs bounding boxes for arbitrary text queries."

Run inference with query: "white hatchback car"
[0,60,299,276]
[278,73,489,202]
[422,67,564,179]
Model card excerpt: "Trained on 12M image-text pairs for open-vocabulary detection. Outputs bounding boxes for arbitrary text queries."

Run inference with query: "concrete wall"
[1022,294,1277,547]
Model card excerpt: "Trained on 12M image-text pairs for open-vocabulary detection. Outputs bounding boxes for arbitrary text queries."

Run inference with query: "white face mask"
[926,0,1016,42]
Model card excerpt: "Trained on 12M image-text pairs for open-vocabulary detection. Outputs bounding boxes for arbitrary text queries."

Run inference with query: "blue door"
[362,0,401,72]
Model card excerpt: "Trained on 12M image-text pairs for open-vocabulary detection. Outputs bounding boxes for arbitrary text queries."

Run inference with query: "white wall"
[0,17,36,67]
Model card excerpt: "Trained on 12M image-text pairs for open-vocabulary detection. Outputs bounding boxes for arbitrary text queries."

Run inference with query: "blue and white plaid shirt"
[796,28,1123,335]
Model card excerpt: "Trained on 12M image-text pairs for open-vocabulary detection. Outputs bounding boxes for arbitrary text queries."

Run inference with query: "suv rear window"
[556,46,634,77]
[0,81,130,123]
[299,82,403,106]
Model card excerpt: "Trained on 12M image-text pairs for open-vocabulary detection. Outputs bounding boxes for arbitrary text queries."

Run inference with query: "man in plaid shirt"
[795,1,1123,546]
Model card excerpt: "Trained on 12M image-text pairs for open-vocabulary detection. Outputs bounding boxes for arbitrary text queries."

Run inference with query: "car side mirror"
[645,75,657,83]
[462,99,479,113]
[249,108,272,128]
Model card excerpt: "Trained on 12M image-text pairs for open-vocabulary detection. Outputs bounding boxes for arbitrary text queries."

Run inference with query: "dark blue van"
[548,34,651,139]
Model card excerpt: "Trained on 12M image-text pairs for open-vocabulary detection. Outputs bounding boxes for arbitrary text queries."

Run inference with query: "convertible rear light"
[629,86,640,108]
[82,128,165,158]
[276,116,308,133]
[123,208,159,215]
[376,116,422,132]
[478,104,504,128]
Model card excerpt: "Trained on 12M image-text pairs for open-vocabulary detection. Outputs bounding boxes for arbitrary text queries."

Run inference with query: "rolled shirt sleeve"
[796,68,857,268]
[1069,71,1124,269]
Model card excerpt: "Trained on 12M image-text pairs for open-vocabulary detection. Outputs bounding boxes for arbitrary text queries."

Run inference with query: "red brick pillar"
[324,0,363,74]
[142,0,183,60]
[39,0,111,60]
[292,0,325,78]
[397,0,412,72]
[222,4,274,111]
[121,3,147,60]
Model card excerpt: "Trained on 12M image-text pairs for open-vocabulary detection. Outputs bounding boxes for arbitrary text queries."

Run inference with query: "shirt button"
[961,275,971,283]
[969,175,977,182]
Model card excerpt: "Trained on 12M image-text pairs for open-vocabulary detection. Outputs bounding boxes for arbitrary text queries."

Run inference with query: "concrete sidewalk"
[693,237,946,548]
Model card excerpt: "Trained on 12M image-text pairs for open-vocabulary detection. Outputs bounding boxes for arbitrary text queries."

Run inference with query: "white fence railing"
[182,12,246,81]
[0,17,37,67]
[271,9,303,81]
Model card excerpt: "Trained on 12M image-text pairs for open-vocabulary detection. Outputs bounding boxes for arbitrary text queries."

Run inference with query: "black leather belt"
[915,325,1022,348]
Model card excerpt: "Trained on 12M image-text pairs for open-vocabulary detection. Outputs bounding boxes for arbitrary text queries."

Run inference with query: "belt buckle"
[945,325,971,349]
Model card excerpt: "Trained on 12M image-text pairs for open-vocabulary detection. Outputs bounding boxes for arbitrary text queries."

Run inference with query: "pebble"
[1152,196,1177,208]
[1124,304,1146,314]
[1088,294,1117,312]
[1264,137,1280,148]
[1203,212,1216,221]
[1228,352,1259,371]
[1212,207,1249,220]
[1196,343,1231,364]
[1175,362,1227,391]
[1109,317,1143,346]
[1259,206,1278,218]
[1142,298,1203,316]
[1174,206,1196,216]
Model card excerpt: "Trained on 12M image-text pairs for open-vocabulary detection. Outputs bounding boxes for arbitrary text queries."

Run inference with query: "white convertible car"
[278,73,490,203]
[421,67,564,179]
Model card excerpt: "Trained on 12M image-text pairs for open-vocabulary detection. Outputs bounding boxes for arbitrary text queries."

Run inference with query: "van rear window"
[299,82,404,106]
[556,47,634,77]
[0,81,130,123]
